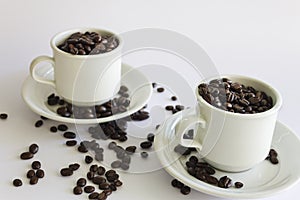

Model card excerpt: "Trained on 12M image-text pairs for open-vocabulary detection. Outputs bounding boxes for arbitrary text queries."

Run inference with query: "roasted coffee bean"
[98,192,107,200]
[130,110,150,121]
[66,140,77,146]
[77,178,87,187]
[90,164,98,172]
[13,179,22,187]
[99,183,110,190]
[157,87,164,93]
[118,135,128,142]
[234,181,244,188]
[30,176,38,185]
[171,179,178,187]
[36,169,45,178]
[20,152,34,160]
[69,163,80,171]
[57,124,68,131]
[140,141,152,149]
[111,160,122,168]
[35,120,43,127]
[84,185,95,193]
[95,153,104,162]
[270,156,279,164]
[73,186,83,195]
[165,105,174,111]
[50,126,58,132]
[0,113,8,120]
[97,166,106,175]
[31,161,41,169]
[141,151,149,158]
[87,171,95,180]
[60,168,73,176]
[29,143,39,154]
[218,176,232,188]
[269,149,278,157]
[147,133,155,142]
[109,184,117,191]
[125,146,136,154]
[114,180,123,187]
[175,105,185,111]
[88,192,99,199]
[63,131,76,139]
[180,186,191,195]
[93,176,106,185]
[27,169,35,178]
[171,96,177,101]
[206,175,219,186]
[85,155,93,164]
[78,145,88,153]
[122,155,131,164]
[120,162,130,170]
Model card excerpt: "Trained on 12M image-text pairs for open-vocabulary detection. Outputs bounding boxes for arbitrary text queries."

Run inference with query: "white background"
[0,0,299,200]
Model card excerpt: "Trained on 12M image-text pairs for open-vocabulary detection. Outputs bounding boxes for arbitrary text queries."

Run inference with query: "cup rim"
[196,74,283,118]
[50,27,123,59]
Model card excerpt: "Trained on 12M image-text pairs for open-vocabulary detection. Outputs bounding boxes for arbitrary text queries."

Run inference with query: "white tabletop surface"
[1,0,300,200]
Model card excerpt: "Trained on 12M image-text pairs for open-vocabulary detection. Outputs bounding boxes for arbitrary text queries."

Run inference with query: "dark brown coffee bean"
[87,171,95,180]
[171,179,178,187]
[85,155,93,164]
[69,163,80,171]
[63,131,76,139]
[106,174,119,183]
[78,145,88,153]
[180,185,191,195]
[269,149,278,157]
[88,192,99,199]
[235,181,244,188]
[171,96,177,101]
[31,161,41,169]
[99,183,110,190]
[125,146,136,154]
[60,168,73,176]
[73,186,83,195]
[36,169,45,178]
[57,124,68,131]
[20,152,34,160]
[165,105,174,111]
[29,143,39,154]
[140,141,152,149]
[0,113,8,120]
[50,126,58,132]
[147,133,155,142]
[30,176,38,185]
[77,178,87,187]
[27,169,35,178]
[66,140,77,146]
[108,141,117,149]
[206,175,219,186]
[218,176,232,188]
[141,151,149,158]
[270,156,279,164]
[84,185,95,193]
[157,87,164,93]
[93,176,106,185]
[35,120,43,127]
[90,164,98,172]
[98,192,107,200]
[13,179,22,187]
[114,179,123,187]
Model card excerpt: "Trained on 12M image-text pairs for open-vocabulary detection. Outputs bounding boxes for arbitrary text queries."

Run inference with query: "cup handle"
[177,115,206,151]
[30,56,56,88]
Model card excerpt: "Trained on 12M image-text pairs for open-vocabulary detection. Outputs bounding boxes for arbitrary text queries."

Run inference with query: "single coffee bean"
[97,166,106,175]
[20,152,34,160]
[87,171,95,180]
[109,184,117,191]
[31,161,41,169]
[69,163,80,171]
[13,179,22,187]
[50,126,58,132]
[35,120,43,127]
[106,174,119,183]
[29,143,39,154]
[140,141,152,149]
[0,113,8,120]
[171,96,177,101]
[147,133,155,142]
[218,176,232,188]
[104,189,112,196]
[88,192,99,199]
[235,181,244,188]
[171,179,178,187]
[108,141,117,150]
[269,149,278,157]
[125,146,136,154]
[77,178,87,187]
[141,151,149,158]
[157,87,165,93]
[114,180,123,187]
[60,168,73,176]
[73,186,83,195]
[98,192,107,200]
[30,176,38,185]
[27,169,35,178]
[111,160,121,168]
[84,185,95,193]
[90,164,98,172]
[270,156,279,164]
[180,185,191,195]
[63,131,76,139]
[99,183,110,190]
[122,155,131,164]
[66,140,77,146]
[165,105,174,111]
[78,145,88,153]
[85,155,93,164]
[93,176,106,185]
[206,175,219,186]
[36,169,45,178]
[57,124,68,131]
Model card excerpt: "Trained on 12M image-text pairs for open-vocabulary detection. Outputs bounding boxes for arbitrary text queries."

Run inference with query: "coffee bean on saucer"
[140,141,152,149]
[35,120,43,127]
[31,161,41,169]
[141,151,149,158]
[77,178,87,187]
[66,140,77,146]
[20,152,34,160]
[88,192,100,199]
[125,146,136,155]
[73,186,83,195]
[157,87,164,93]
[218,176,232,188]
[29,143,39,154]
[0,113,8,120]
[147,133,155,142]
[111,160,121,169]
[13,179,22,187]
[57,124,68,131]
[165,105,174,111]
[234,181,244,188]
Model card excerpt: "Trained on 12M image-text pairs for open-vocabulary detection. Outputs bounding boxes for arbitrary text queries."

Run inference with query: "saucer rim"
[21,63,152,124]
[154,109,300,199]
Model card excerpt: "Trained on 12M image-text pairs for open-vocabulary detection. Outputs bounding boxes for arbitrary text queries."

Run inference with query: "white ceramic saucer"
[154,108,300,199]
[21,63,152,124]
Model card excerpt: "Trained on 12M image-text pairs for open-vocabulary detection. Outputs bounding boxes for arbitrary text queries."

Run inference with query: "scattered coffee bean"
[69,163,80,171]
[84,185,95,193]
[29,176,38,185]
[88,192,99,199]
[85,155,93,164]
[180,185,191,195]
[77,178,87,187]
[98,192,108,200]
[152,82,157,88]
[34,120,43,127]
[125,146,136,155]
[60,168,73,176]
[97,166,106,176]
[73,186,83,195]
[57,124,68,131]
[218,176,232,188]
[157,87,165,93]
[13,179,22,187]
[0,113,8,120]
[111,160,122,168]
[235,181,244,188]
[63,131,76,139]
[266,148,279,164]
[114,180,123,187]
[27,169,35,178]
[36,169,45,178]
[147,133,155,142]
[31,161,41,169]
[78,145,89,153]
[165,105,174,111]
[50,126,58,132]
[141,151,149,158]
[140,141,152,149]
[66,140,77,146]
[130,109,150,121]
[99,182,110,190]
[92,176,106,185]
[29,143,39,154]
[20,152,34,160]
[171,96,177,101]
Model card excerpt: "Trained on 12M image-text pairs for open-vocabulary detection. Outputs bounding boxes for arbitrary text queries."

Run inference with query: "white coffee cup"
[30,28,123,105]
[177,75,282,172]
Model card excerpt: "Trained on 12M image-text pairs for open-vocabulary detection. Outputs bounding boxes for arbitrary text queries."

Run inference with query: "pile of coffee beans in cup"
[198,78,273,114]
[58,31,119,55]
